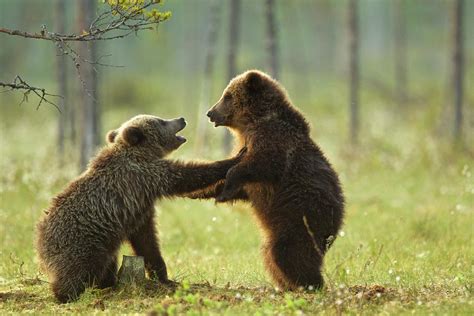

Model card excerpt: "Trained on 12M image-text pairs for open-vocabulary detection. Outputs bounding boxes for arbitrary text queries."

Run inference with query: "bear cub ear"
[106,130,118,143]
[245,71,263,91]
[122,126,145,146]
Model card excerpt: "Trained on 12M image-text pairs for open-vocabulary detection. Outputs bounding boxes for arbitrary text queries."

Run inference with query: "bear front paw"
[216,186,238,202]
[215,193,230,203]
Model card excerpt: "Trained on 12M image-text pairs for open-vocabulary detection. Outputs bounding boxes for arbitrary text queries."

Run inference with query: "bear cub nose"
[206,110,215,120]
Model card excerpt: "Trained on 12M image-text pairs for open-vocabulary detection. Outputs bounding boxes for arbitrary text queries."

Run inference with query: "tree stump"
[117,255,146,285]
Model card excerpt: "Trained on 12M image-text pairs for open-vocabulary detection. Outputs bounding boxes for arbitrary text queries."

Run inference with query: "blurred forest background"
[0,0,473,314]
[1,0,472,165]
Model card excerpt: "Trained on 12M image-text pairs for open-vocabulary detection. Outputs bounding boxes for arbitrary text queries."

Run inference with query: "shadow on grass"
[3,281,468,314]
[0,290,39,302]
[0,281,394,304]
[105,280,395,304]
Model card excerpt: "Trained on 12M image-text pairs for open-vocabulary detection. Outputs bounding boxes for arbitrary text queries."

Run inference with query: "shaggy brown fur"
[194,70,345,290]
[36,115,243,303]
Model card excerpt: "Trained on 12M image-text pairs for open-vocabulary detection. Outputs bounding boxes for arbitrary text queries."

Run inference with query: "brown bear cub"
[36,115,243,303]
[201,70,345,290]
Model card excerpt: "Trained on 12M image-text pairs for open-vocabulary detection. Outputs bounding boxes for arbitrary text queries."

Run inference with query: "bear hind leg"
[262,242,292,290]
[98,256,118,289]
[51,258,109,303]
[267,237,324,291]
[52,270,91,303]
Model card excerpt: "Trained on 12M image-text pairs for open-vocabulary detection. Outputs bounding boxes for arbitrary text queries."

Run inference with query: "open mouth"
[209,115,225,127]
[175,120,187,143]
[175,134,187,143]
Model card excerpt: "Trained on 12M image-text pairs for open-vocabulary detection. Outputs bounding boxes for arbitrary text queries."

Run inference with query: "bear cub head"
[106,115,187,157]
[207,70,286,130]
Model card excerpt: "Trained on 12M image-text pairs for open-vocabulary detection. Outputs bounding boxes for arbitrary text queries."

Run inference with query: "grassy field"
[0,86,473,315]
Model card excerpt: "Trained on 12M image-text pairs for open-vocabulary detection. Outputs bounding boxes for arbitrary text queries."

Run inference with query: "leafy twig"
[0,1,170,43]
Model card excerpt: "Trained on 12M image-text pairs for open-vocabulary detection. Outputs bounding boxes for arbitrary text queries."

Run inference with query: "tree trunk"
[77,0,99,170]
[394,0,407,106]
[55,0,67,161]
[223,0,241,155]
[195,0,222,155]
[90,1,100,151]
[265,0,279,80]
[452,0,464,141]
[348,0,359,144]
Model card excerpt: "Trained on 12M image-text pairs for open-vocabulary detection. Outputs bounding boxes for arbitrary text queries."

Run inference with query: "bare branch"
[0,76,62,110]
[0,1,170,109]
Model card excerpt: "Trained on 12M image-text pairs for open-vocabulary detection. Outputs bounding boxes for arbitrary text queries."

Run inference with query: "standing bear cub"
[36,115,243,303]
[201,70,345,290]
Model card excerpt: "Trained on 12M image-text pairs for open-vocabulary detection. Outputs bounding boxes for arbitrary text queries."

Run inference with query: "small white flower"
[335,299,343,305]
[235,293,242,299]
[396,276,401,282]
[376,293,382,298]
[388,269,393,274]
[212,216,217,222]
[416,251,427,258]
[339,231,346,237]
[308,285,314,291]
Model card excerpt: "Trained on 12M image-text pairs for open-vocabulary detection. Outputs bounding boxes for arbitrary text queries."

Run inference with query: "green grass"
[0,86,473,315]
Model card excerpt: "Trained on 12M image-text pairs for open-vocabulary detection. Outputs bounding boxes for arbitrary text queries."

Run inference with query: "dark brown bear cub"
[202,70,344,290]
[36,115,242,303]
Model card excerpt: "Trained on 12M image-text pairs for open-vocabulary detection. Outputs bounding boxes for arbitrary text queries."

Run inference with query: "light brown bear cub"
[36,115,242,303]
